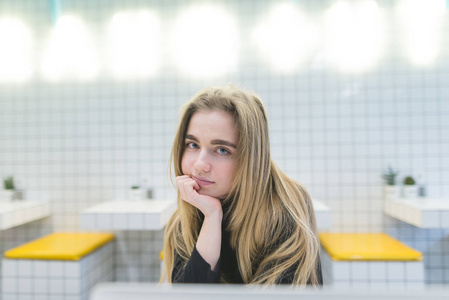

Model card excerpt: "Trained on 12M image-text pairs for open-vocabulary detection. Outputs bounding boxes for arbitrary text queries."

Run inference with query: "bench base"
[321,250,424,289]
[2,241,114,300]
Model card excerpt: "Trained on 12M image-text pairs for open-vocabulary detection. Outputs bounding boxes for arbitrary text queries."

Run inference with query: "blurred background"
[0,0,448,286]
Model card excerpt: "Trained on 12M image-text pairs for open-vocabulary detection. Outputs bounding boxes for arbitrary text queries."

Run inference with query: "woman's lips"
[192,175,214,187]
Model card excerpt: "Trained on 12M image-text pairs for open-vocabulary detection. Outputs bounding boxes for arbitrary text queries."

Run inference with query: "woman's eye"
[187,142,199,149]
[217,147,229,155]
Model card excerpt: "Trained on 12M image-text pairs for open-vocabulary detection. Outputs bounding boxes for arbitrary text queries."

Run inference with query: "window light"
[171,4,238,79]
[324,1,385,73]
[0,18,32,82]
[107,10,160,79]
[253,2,317,74]
[41,15,99,81]
[397,0,445,66]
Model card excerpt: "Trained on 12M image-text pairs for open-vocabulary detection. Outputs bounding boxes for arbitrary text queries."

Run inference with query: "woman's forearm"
[175,175,224,271]
[195,212,223,271]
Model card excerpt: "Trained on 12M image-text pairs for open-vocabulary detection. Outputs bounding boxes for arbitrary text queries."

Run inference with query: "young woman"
[160,86,322,285]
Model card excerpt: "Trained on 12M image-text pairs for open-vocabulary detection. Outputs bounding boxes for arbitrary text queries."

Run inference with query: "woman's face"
[181,110,238,199]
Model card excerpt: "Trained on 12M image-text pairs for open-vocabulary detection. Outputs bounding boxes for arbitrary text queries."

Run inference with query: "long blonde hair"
[161,86,321,285]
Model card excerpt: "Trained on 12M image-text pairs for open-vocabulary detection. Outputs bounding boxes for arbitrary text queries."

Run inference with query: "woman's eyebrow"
[185,134,237,149]
[211,139,237,149]
[185,134,198,142]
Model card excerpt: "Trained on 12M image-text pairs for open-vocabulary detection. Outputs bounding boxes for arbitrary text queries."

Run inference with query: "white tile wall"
[0,0,448,292]
[321,250,425,289]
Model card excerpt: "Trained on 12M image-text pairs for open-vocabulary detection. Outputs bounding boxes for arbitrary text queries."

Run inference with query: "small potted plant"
[2,176,16,202]
[403,176,418,198]
[382,166,399,200]
[129,185,143,201]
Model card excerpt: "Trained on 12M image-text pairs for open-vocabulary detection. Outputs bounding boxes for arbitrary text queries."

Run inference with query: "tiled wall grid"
[320,250,425,289]
[2,241,114,300]
[0,0,448,291]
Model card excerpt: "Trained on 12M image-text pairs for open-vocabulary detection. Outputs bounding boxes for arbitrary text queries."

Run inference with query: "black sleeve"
[172,246,221,283]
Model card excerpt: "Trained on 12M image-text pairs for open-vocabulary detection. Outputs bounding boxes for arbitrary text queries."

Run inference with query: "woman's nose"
[193,151,211,173]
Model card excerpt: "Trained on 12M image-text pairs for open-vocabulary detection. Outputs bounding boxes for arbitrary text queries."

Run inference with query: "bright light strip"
[324,1,385,73]
[42,15,99,81]
[108,11,160,79]
[397,0,445,66]
[0,18,32,82]
[253,3,317,73]
[171,5,238,79]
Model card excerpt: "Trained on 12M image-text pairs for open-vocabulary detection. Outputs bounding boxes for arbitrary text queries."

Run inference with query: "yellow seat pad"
[5,232,115,261]
[319,233,422,261]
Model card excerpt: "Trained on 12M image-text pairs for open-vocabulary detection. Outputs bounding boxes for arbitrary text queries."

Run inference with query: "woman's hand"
[176,175,223,219]
[176,175,223,270]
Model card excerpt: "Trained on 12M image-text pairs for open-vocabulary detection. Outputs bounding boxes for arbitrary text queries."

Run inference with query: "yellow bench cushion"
[4,232,115,261]
[319,233,422,261]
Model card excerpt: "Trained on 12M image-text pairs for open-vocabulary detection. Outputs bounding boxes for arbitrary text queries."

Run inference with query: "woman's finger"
[177,175,200,191]
[176,176,199,203]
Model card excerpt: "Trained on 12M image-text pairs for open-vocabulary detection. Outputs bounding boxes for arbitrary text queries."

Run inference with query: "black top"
[172,217,323,284]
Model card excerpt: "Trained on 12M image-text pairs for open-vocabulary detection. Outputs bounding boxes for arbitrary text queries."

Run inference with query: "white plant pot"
[403,185,418,199]
[383,185,399,201]
[1,190,16,202]
[129,189,143,201]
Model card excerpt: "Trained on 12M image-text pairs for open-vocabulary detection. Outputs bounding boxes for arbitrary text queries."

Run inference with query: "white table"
[80,199,331,231]
[80,200,177,231]
[91,282,449,300]
[0,200,51,230]
[383,198,449,228]
[313,199,331,230]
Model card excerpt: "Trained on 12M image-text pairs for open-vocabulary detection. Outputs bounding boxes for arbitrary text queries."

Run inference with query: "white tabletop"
[384,198,449,228]
[80,199,331,231]
[389,198,449,210]
[80,200,177,231]
[0,200,51,230]
[91,282,449,300]
[82,200,177,213]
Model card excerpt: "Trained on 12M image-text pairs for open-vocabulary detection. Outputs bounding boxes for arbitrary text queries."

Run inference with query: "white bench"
[320,233,424,289]
[2,232,115,300]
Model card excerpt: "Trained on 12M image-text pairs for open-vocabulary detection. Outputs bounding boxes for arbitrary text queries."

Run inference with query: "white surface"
[80,200,177,230]
[320,250,424,288]
[90,282,449,300]
[383,198,449,228]
[81,199,329,231]
[0,200,51,230]
[313,199,331,230]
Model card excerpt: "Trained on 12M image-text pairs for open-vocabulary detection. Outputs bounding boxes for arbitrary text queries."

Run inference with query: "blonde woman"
[161,86,322,285]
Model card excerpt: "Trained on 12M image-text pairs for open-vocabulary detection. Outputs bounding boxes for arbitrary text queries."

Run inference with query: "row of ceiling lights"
[0,0,446,82]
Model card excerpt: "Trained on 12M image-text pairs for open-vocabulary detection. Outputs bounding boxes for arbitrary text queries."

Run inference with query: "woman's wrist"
[203,209,223,223]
